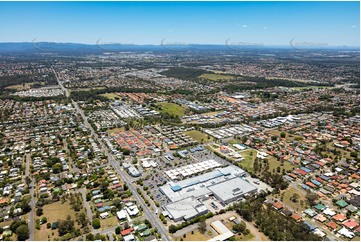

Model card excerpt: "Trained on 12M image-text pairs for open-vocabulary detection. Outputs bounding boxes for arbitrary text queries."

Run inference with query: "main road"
[52,67,171,241]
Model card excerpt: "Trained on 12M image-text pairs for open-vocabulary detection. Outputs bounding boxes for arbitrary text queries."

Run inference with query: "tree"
[86,233,95,241]
[41,217,48,224]
[16,224,29,241]
[280,132,286,138]
[92,218,100,229]
[290,193,300,203]
[36,208,43,216]
[198,220,207,234]
[169,225,178,233]
[58,216,75,236]
[306,192,318,206]
[115,226,121,235]
[232,221,246,233]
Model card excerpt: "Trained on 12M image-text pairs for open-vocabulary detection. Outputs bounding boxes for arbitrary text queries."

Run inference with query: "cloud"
[241,24,249,28]
[168,29,174,33]
[263,26,268,29]
[351,25,356,28]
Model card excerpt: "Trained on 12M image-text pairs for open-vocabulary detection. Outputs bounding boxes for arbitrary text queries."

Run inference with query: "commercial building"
[162,197,208,222]
[160,165,257,221]
[208,220,235,241]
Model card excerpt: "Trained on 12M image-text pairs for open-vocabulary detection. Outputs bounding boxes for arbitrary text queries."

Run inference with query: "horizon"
[0,1,359,46]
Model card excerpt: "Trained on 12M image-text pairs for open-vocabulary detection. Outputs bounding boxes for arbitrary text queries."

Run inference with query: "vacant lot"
[238,149,294,174]
[292,86,334,91]
[267,156,295,173]
[41,201,76,223]
[34,201,78,240]
[200,73,236,81]
[178,230,210,241]
[278,187,307,212]
[238,149,257,172]
[267,130,303,142]
[100,93,122,100]
[185,130,214,143]
[156,102,187,117]
[107,127,125,135]
[5,82,36,91]
[100,216,119,230]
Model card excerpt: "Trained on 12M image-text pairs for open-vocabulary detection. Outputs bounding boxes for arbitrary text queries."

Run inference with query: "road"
[79,188,93,224]
[26,154,36,241]
[52,67,170,241]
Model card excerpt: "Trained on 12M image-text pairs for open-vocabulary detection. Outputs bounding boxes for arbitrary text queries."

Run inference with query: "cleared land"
[100,216,119,230]
[267,130,303,142]
[156,102,187,118]
[200,73,236,81]
[238,149,295,174]
[5,82,36,91]
[107,127,125,135]
[277,187,307,212]
[185,130,214,143]
[292,86,334,91]
[100,93,122,100]
[34,201,78,241]
[178,231,210,241]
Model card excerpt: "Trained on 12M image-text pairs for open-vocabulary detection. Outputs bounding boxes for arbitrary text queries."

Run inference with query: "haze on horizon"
[0,1,359,46]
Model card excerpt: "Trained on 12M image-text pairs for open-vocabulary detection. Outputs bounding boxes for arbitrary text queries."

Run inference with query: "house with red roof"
[343,219,359,230]
[332,213,347,222]
[121,227,134,236]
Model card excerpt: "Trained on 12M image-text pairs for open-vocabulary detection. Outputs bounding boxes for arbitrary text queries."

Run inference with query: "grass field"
[280,187,307,212]
[100,216,119,230]
[267,156,295,173]
[156,102,187,117]
[185,130,214,143]
[238,149,294,174]
[238,149,257,172]
[34,201,78,240]
[178,230,210,241]
[200,73,236,81]
[5,82,36,91]
[292,86,334,91]
[41,201,76,222]
[267,130,303,142]
[100,93,122,100]
[107,127,125,135]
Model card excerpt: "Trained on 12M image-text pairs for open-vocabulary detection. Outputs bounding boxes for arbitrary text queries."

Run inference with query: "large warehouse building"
[160,165,257,221]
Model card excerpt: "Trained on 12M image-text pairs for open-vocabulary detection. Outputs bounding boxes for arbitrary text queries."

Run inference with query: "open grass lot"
[267,130,303,142]
[238,149,257,172]
[107,127,125,135]
[185,130,214,143]
[4,82,36,91]
[100,92,122,100]
[100,216,119,230]
[278,187,307,212]
[200,73,236,81]
[267,155,295,173]
[326,142,355,160]
[156,102,187,117]
[34,201,79,241]
[238,149,294,174]
[0,219,12,228]
[292,86,334,91]
[41,201,76,222]
[177,230,210,241]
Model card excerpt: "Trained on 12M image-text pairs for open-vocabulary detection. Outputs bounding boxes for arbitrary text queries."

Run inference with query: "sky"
[0,1,359,46]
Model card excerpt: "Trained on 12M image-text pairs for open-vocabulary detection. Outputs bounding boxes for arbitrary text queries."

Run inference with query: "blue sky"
[0,1,359,46]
